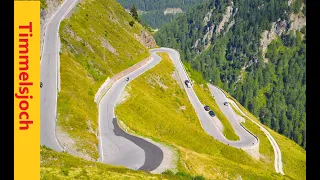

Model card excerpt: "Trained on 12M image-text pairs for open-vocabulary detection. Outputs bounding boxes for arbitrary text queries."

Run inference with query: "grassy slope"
[57,0,150,159]
[194,84,239,141]
[116,53,286,180]
[186,63,305,180]
[40,146,202,180]
[234,107,275,166]
[183,63,239,141]
[225,93,306,180]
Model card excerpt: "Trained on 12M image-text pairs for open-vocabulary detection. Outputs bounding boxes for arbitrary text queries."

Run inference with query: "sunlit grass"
[115,52,286,179]
[226,93,306,180]
[57,0,150,159]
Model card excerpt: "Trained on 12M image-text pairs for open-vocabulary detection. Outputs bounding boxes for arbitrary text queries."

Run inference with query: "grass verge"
[232,105,275,171]
[193,84,239,141]
[226,93,306,180]
[183,62,239,140]
[40,146,205,180]
[115,52,287,179]
[56,0,150,159]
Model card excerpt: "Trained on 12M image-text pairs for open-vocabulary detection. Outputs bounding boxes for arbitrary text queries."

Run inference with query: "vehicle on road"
[126,77,129,81]
[40,82,43,88]
[204,105,210,111]
[209,110,215,117]
[223,102,228,106]
[184,80,191,88]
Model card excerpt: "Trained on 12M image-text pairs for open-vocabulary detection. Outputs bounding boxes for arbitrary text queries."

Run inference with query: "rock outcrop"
[260,19,287,62]
[134,31,157,48]
[164,8,183,15]
[288,13,306,33]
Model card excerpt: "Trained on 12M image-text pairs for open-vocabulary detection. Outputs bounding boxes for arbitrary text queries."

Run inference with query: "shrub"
[129,21,135,27]
[192,175,205,180]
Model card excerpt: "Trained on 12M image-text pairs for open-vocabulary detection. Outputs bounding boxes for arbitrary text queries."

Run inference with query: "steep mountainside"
[35,0,306,179]
[55,0,154,161]
[155,0,306,149]
[116,0,209,29]
[116,52,305,179]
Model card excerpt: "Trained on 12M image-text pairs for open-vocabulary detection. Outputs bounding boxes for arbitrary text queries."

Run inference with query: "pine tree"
[130,4,139,22]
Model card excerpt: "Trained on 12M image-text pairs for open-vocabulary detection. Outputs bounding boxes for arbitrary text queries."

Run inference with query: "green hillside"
[36,0,306,179]
[56,0,150,160]
[115,52,294,179]
[116,0,208,29]
[225,95,306,180]
[154,0,306,150]
[186,59,305,180]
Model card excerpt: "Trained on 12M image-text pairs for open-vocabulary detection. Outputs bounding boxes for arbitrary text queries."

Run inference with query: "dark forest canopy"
[154,0,306,149]
[116,0,209,29]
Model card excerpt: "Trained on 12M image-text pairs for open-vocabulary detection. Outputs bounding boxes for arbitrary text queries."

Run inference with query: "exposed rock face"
[134,31,157,48]
[192,2,235,52]
[193,39,200,48]
[260,8,306,62]
[224,20,235,35]
[260,19,287,62]
[203,9,214,25]
[288,0,294,6]
[260,11,306,60]
[216,6,233,34]
[164,8,183,15]
[202,24,215,49]
[100,37,118,55]
[288,13,306,33]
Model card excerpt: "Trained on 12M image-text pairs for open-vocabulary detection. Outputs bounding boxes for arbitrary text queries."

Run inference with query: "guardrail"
[171,48,193,85]
[239,122,259,144]
[94,56,151,105]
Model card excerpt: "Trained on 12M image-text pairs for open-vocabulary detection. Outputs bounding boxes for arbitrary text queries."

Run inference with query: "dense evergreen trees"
[154,0,306,148]
[116,0,208,29]
[130,4,139,22]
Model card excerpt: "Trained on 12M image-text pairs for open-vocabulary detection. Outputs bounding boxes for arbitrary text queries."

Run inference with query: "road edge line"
[228,97,285,175]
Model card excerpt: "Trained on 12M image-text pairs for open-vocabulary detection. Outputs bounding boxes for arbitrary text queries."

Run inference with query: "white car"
[223,102,228,106]
[184,80,191,88]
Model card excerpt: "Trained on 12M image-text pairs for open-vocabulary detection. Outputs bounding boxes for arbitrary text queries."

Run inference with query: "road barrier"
[171,48,193,85]
[212,85,260,146]
[94,56,151,104]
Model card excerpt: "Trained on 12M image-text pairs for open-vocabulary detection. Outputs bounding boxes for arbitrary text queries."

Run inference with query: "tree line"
[154,0,306,149]
[116,0,209,29]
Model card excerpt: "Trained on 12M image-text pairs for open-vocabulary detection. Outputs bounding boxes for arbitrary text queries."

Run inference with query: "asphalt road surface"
[208,84,258,146]
[153,48,258,148]
[40,0,80,151]
[99,49,164,171]
[227,97,285,175]
[39,0,281,174]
